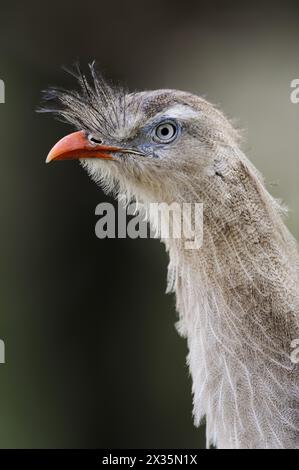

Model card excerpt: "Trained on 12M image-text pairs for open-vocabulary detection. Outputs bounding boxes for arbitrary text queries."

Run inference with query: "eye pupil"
[161,127,170,136]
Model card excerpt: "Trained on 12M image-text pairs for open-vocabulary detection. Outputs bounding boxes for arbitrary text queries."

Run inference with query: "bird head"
[43,64,240,206]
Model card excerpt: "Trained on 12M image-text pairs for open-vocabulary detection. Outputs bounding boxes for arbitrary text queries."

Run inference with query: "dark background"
[1,0,299,448]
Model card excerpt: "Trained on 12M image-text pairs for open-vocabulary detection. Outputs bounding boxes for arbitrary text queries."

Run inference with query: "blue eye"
[153,121,178,143]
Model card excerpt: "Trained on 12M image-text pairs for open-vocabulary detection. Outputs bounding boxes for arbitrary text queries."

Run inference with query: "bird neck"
[160,154,299,449]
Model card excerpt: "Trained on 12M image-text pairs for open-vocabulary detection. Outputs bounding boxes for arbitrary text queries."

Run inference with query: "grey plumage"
[40,63,127,140]
[43,65,299,449]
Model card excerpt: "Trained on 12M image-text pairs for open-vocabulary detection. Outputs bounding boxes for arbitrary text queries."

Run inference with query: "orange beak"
[46,130,122,163]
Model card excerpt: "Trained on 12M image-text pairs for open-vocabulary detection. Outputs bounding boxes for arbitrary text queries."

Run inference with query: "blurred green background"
[0,0,299,449]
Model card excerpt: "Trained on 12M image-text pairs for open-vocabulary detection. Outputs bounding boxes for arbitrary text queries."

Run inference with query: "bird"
[42,64,299,449]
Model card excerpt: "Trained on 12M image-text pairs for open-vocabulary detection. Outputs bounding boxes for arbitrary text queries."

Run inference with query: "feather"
[42,68,299,448]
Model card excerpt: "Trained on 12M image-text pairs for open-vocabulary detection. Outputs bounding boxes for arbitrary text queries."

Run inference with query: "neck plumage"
[162,150,299,449]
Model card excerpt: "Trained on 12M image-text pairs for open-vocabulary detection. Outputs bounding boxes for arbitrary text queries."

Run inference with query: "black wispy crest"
[39,62,128,141]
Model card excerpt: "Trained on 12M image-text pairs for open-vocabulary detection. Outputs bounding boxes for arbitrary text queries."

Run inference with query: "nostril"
[88,135,103,145]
